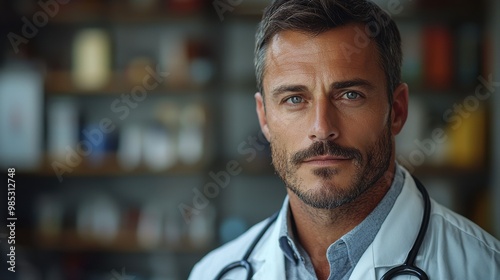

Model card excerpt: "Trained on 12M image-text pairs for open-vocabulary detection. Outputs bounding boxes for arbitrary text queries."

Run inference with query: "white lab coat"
[189,168,500,279]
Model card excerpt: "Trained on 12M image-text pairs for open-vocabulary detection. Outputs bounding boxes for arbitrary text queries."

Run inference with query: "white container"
[72,29,111,91]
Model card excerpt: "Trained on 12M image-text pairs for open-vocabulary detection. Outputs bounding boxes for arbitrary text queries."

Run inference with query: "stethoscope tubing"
[214,212,279,280]
[381,176,431,280]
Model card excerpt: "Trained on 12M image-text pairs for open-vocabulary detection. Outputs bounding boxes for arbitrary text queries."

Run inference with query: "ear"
[390,83,409,135]
[255,92,271,141]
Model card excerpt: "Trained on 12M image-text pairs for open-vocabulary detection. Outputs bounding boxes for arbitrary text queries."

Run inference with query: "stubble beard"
[270,125,393,210]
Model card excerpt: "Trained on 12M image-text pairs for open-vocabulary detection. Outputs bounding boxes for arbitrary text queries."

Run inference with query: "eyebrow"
[330,78,375,91]
[270,78,375,97]
[270,84,308,97]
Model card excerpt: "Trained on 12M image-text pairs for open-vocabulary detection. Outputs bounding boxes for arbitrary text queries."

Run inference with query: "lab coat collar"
[373,167,423,267]
[251,203,287,280]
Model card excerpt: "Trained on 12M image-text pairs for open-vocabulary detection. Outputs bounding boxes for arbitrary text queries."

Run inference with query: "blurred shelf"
[409,87,480,96]
[409,164,488,179]
[392,12,485,23]
[45,71,214,96]
[19,153,206,178]
[20,230,211,254]
[45,1,210,24]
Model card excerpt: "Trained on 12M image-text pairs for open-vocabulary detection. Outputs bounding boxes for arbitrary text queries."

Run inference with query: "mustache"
[291,141,362,165]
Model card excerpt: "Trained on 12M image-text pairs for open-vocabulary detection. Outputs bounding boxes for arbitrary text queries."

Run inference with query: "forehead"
[263,23,384,90]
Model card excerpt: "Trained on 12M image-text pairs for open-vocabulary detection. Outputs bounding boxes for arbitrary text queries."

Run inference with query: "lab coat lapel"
[251,209,286,280]
[350,168,425,279]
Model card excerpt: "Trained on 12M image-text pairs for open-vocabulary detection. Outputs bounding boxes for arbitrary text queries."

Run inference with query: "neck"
[288,164,396,279]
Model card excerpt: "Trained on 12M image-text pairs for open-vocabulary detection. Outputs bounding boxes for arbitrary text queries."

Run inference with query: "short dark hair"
[255,0,402,104]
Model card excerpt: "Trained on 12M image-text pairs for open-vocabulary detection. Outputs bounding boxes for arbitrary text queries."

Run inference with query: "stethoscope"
[215,176,431,280]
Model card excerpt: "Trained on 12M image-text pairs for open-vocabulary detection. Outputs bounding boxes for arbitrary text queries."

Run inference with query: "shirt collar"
[277,196,300,264]
[278,164,405,267]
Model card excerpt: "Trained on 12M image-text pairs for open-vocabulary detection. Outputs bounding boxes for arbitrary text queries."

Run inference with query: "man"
[189,0,500,279]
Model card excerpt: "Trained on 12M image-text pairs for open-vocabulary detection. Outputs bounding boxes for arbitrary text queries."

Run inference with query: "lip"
[302,156,352,165]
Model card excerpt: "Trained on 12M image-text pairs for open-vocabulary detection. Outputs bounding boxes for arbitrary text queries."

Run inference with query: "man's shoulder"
[396,197,500,279]
[429,199,499,253]
[188,217,271,279]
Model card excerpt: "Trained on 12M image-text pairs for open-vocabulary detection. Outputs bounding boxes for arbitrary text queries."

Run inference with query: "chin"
[291,169,362,209]
[293,182,361,209]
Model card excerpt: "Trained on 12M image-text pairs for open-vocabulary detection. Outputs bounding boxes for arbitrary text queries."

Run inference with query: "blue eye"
[343,91,360,100]
[286,96,303,104]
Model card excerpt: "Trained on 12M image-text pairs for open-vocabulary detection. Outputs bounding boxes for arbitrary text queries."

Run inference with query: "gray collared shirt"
[278,165,405,280]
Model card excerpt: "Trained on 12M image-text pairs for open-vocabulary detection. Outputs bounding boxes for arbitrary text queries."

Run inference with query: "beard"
[270,124,392,209]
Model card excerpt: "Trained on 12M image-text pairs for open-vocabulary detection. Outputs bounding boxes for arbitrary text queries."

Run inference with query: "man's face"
[255,23,408,209]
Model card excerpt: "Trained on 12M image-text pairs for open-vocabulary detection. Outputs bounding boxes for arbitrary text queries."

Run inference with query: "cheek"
[268,108,300,138]
[266,106,302,127]
[270,129,294,150]
[269,124,303,156]
[342,108,388,146]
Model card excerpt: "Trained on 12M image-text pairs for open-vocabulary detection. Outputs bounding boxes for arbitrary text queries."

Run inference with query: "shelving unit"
[24,230,211,253]
[2,1,229,279]
[0,0,498,279]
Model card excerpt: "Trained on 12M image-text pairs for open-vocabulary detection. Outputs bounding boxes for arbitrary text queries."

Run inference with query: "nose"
[308,98,339,141]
